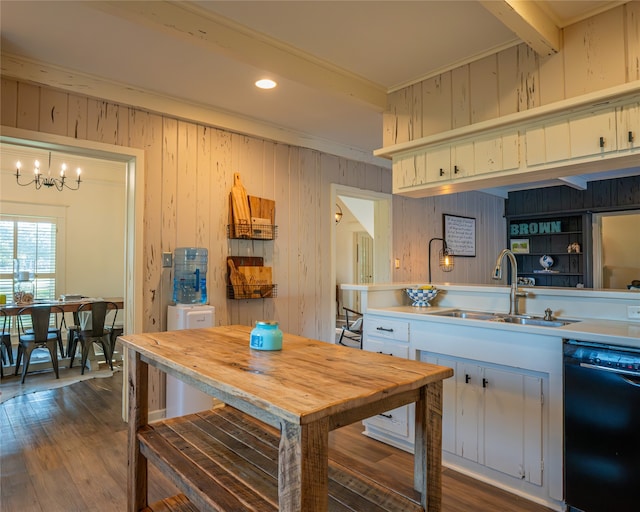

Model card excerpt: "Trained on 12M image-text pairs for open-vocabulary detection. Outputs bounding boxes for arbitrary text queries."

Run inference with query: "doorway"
[331,184,391,334]
[1,127,145,418]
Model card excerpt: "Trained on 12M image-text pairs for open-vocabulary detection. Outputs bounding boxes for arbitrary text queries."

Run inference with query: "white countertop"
[367,305,640,349]
[342,281,639,300]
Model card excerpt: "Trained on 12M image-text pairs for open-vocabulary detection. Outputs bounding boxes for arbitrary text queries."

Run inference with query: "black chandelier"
[15,152,82,191]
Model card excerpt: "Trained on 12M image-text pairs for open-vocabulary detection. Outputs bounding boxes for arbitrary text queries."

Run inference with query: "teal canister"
[250,321,283,351]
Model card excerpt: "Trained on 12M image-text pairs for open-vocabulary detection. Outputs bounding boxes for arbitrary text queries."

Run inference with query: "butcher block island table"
[119,325,453,512]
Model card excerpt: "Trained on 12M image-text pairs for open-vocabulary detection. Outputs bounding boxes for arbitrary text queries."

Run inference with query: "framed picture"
[510,238,530,253]
[443,214,476,257]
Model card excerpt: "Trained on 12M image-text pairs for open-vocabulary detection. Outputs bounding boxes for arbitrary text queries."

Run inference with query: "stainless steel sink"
[495,316,578,327]
[430,309,579,327]
[430,310,501,321]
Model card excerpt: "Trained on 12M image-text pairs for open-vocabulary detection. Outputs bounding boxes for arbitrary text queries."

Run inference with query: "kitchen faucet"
[492,249,525,315]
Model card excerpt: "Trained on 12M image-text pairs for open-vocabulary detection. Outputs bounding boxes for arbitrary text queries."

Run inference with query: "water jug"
[173,247,208,304]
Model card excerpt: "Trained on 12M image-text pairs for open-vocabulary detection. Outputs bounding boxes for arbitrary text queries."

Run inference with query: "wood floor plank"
[1,368,554,512]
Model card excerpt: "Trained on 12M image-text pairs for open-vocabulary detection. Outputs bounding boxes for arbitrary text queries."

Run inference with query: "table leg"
[414,381,443,512]
[127,348,149,512]
[278,417,329,511]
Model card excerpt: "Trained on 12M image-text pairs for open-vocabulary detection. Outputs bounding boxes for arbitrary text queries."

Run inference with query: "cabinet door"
[425,145,452,182]
[483,368,543,484]
[456,362,482,462]
[526,119,570,165]
[473,131,519,175]
[451,140,474,179]
[393,153,423,190]
[523,376,543,485]
[617,102,640,151]
[423,354,457,454]
[569,108,617,158]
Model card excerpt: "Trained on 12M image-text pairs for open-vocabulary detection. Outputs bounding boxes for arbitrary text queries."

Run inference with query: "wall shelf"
[226,284,277,300]
[507,213,592,288]
[227,224,277,240]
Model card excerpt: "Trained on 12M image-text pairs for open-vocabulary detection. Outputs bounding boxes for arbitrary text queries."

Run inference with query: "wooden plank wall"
[384,3,640,147]
[505,176,640,216]
[1,77,506,410]
[392,192,506,284]
[1,76,506,330]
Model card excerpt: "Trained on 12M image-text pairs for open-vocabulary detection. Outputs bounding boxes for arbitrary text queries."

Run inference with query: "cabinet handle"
[377,351,393,356]
[629,131,635,143]
[599,136,605,148]
[376,327,394,332]
[379,413,393,419]
[439,168,445,177]
[454,165,459,174]
[465,374,471,384]
[482,378,489,388]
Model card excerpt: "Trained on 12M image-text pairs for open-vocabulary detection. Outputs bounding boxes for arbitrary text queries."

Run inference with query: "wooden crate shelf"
[138,406,423,512]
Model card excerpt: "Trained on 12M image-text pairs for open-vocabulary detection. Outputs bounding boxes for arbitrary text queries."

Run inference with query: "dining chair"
[1,309,13,369]
[1,310,9,378]
[14,306,60,384]
[68,301,119,374]
[24,304,66,358]
[338,307,363,348]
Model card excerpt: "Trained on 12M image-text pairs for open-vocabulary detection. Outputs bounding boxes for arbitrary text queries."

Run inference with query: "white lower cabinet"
[361,316,413,451]
[421,353,543,485]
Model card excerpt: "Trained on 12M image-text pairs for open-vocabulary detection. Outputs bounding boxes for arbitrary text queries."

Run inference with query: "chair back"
[78,301,118,337]
[51,305,67,331]
[18,306,52,341]
[1,309,7,334]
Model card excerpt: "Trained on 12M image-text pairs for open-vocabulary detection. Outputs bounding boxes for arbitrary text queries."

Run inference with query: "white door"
[354,231,373,311]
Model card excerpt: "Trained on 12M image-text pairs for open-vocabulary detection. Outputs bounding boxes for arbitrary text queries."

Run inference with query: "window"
[0,215,58,300]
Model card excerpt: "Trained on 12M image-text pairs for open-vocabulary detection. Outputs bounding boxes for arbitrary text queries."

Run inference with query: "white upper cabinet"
[568,107,617,158]
[474,131,520,175]
[389,91,640,197]
[617,102,640,151]
[525,119,570,166]
[425,142,474,183]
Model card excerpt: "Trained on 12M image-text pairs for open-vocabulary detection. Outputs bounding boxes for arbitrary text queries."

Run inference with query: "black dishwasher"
[564,339,640,512]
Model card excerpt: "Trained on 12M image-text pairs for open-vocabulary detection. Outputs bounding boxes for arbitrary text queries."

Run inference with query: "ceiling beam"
[479,0,561,55]
[558,176,588,190]
[86,1,386,110]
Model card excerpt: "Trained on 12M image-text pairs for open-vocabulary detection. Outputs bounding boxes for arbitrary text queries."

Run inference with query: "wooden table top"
[119,324,453,426]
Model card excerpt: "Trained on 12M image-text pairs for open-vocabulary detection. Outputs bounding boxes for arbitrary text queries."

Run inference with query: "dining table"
[120,324,453,512]
[0,297,124,316]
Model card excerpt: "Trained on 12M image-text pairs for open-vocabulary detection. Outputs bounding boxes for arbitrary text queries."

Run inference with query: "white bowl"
[405,288,438,307]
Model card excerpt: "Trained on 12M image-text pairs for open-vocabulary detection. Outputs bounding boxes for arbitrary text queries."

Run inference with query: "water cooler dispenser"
[166,247,215,418]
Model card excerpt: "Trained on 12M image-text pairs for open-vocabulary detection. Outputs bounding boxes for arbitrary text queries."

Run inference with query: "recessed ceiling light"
[255,79,277,90]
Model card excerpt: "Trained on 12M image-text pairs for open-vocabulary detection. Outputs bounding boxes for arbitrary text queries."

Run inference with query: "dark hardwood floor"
[0,369,553,511]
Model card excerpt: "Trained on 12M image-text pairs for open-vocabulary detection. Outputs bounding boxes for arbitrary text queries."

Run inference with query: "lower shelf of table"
[138,406,423,512]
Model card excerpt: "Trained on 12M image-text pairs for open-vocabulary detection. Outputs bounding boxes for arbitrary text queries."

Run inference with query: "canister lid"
[255,320,279,326]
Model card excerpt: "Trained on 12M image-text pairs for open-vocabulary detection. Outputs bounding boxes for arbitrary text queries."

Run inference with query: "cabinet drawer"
[363,338,409,358]
[363,317,409,342]
[364,404,410,437]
